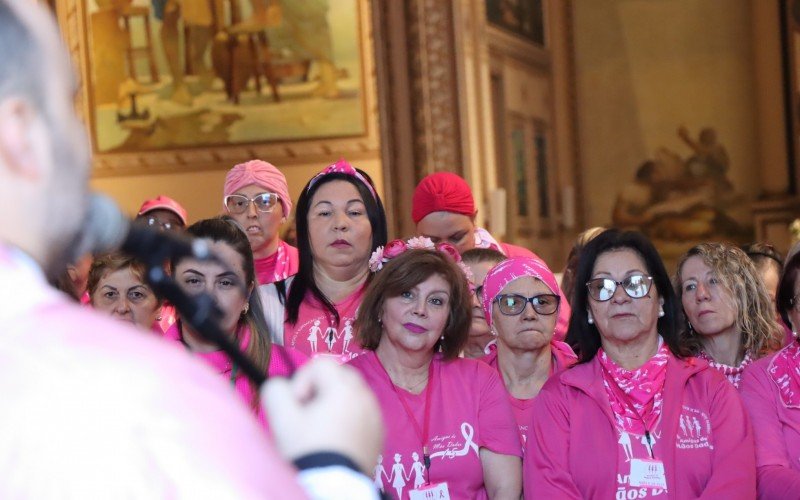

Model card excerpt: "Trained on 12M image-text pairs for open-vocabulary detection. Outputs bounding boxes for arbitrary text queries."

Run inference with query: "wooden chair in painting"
[117,2,160,84]
[208,0,282,104]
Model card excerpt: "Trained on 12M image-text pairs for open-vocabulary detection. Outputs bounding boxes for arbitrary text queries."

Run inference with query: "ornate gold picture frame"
[56,0,380,177]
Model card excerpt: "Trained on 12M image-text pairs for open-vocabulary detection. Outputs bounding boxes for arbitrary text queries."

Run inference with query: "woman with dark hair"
[525,229,755,498]
[740,251,800,496]
[260,159,387,361]
[165,217,306,421]
[350,238,521,499]
[675,243,783,388]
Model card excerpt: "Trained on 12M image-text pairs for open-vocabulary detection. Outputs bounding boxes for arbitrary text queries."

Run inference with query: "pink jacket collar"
[559,350,707,425]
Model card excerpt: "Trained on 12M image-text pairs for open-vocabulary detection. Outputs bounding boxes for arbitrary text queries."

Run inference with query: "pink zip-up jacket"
[739,346,800,498]
[524,352,755,499]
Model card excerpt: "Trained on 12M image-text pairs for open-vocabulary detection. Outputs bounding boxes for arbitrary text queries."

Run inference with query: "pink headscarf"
[481,257,562,329]
[223,160,292,217]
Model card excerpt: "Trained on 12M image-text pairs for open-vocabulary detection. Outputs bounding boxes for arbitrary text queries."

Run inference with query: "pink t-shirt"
[740,341,800,498]
[284,285,365,362]
[163,322,308,427]
[349,351,521,500]
[254,240,299,285]
[481,341,576,448]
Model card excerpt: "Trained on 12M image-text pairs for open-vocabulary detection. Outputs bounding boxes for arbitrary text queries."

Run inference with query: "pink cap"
[137,195,188,226]
[481,257,561,329]
[224,160,292,217]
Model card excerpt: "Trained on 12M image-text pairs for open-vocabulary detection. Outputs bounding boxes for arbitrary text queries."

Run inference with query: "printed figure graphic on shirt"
[619,430,633,462]
[407,452,426,489]
[307,320,321,352]
[374,454,388,491]
[342,319,354,352]
[324,326,338,351]
[390,453,407,499]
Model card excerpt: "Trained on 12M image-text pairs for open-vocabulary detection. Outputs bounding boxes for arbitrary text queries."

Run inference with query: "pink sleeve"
[523,380,581,499]
[696,373,756,499]
[476,363,523,457]
[740,362,800,498]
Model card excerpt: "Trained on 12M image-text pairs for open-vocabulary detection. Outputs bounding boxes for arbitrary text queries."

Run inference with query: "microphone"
[74,193,214,265]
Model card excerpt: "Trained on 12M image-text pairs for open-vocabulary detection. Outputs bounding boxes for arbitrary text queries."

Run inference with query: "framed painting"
[56,0,380,176]
[485,0,545,46]
[783,0,800,192]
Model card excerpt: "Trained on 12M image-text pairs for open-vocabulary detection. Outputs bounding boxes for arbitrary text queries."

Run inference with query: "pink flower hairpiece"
[306,159,378,201]
[368,237,474,282]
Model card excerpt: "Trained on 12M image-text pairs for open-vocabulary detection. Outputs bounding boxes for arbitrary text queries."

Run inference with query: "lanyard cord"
[377,357,435,481]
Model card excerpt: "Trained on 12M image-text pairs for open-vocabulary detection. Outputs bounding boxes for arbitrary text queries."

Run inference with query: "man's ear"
[0,98,41,181]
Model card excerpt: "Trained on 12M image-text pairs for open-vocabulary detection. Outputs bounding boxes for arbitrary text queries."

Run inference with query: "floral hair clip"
[306,159,378,201]
[369,237,474,282]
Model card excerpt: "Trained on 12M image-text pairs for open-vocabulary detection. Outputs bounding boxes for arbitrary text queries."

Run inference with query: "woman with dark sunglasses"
[478,257,576,448]
[523,229,755,499]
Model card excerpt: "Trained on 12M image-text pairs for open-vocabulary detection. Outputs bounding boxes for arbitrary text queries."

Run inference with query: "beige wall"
[90,158,384,224]
[574,0,760,228]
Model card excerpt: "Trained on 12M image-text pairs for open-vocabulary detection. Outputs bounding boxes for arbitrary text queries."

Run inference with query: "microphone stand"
[139,258,267,387]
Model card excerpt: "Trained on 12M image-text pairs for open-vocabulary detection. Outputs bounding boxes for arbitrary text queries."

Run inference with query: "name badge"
[409,482,450,500]
[629,458,667,490]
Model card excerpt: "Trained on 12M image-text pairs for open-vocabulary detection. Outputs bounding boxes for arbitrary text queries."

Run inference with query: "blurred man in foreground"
[0,1,381,497]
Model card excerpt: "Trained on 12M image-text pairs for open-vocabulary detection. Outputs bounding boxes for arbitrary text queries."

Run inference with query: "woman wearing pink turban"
[412,172,572,341]
[479,257,576,448]
[223,160,299,285]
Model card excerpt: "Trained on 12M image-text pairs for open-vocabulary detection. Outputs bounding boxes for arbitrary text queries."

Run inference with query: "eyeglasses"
[224,193,279,214]
[495,293,560,316]
[586,274,653,302]
[145,216,178,232]
[472,285,484,301]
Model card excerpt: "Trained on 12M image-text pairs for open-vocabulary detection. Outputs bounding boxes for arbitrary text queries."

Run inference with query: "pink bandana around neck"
[598,340,670,434]
[255,240,298,284]
[768,340,800,408]
[474,227,505,253]
[481,257,561,329]
[697,350,753,389]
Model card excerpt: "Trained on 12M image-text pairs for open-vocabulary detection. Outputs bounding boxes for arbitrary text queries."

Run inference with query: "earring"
[242,304,249,315]
[587,312,594,325]
[658,305,665,318]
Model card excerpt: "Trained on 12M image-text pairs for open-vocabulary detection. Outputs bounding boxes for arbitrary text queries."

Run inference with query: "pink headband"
[306,159,378,201]
[481,257,561,329]
[223,160,292,217]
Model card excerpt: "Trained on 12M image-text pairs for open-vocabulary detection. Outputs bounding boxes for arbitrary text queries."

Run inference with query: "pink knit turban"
[223,160,292,217]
